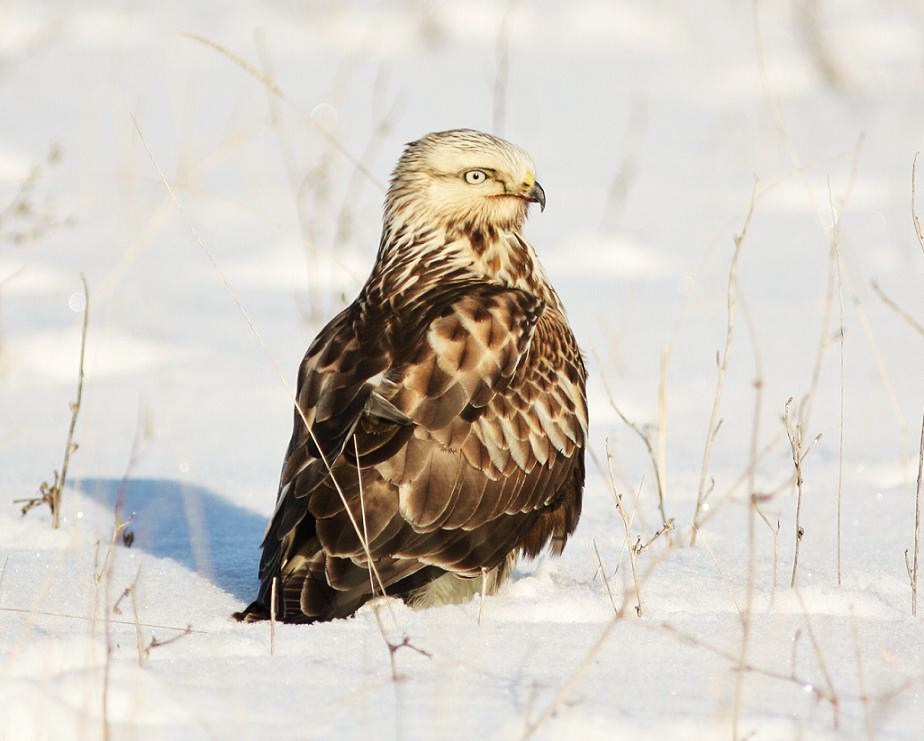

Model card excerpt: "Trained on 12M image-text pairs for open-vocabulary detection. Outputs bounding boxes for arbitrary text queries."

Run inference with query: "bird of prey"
[235,129,587,624]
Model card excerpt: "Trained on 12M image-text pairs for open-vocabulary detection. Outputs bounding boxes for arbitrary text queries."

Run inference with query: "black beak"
[526,181,546,212]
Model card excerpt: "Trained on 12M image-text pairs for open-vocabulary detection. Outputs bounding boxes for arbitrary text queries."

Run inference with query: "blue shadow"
[76,477,265,601]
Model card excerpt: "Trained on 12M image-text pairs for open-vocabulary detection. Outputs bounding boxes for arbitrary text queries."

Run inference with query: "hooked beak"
[525,181,546,212]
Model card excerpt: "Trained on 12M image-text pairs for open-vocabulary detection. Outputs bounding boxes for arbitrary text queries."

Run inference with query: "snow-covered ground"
[2,1,923,738]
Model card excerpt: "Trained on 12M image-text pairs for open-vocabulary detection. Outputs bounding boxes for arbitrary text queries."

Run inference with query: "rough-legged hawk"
[235,129,587,623]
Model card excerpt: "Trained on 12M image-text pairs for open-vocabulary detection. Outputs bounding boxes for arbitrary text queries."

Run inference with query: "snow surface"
[2,1,923,739]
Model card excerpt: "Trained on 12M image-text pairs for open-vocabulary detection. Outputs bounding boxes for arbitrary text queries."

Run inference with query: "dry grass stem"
[644,621,896,719]
[604,439,643,616]
[596,353,668,529]
[691,177,760,545]
[733,299,764,737]
[371,605,431,682]
[270,577,278,656]
[913,152,924,258]
[0,605,204,634]
[15,273,88,526]
[478,567,487,625]
[870,281,924,337]
[523,612,624,738]
[827,184,846,587]
[112,565,145,666]
[144,626,193,658]
[905,413,923,616]
[785,399,822,589]
[656,345,671,541]
[839,259,909,471]
[700,537,742,618]
[591,539,618,614]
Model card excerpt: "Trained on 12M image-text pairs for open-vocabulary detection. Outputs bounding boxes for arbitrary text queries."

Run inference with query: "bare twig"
[591,539,618,614]
[0,605,204,634]
[478,567,487,625]
[112,565,145,666]
[596,354,668,529]
[604,439,643,616]
[733,286,764,738]
[785,399,821,588]
[371,605,431,682]
[913,152,924,258]
[129,566,144,666]
[16,274,88,527]
[827,182,846,587]
[645,621,900,718]
[691,178,759,544]
[145,625,193,657]
[270,577,278,656]
[906,412,923,616]
[870,281,924,338]
[656,345,671,541]
[523,612,624,738]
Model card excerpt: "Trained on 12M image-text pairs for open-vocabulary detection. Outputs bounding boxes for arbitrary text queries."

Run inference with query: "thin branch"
[0,605,204,634]
[129,566,144,666]
[604,439,643,616]
[656,344,671,541]
[523,612,624,738]
[596,352,668,529]
[144,625,193,658]
[270,577,278,656]
[17,274,89,526]
[733,285,763,737]
[590,539,618,614]
[786,398,821,589]
[870,281,924,338]
[906,412,923,616]
[913,152,924,258]
[371,604,431,682]
[691,177,759,544]
[827,182,846,587]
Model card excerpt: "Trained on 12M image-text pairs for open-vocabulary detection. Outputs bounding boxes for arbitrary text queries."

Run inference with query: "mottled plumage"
[235,129,587,623]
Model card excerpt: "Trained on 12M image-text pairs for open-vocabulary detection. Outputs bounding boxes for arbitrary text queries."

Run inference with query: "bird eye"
[463,169,489,185]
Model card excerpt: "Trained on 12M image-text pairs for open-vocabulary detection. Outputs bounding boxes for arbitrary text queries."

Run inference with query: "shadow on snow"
[76,477,265,601]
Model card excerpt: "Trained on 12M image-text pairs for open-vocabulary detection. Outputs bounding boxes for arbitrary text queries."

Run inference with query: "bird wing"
[255,283,587,621]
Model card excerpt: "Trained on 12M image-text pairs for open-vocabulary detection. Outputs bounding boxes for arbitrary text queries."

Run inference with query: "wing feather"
[246,279,587,623]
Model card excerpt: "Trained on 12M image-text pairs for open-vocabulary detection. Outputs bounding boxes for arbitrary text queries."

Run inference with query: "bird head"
[385,129,545,233]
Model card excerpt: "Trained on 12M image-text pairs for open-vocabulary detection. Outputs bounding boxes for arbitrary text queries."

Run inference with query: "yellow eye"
[463,169,489,185]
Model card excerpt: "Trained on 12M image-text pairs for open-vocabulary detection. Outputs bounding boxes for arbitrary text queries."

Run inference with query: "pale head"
[385,129,546,233]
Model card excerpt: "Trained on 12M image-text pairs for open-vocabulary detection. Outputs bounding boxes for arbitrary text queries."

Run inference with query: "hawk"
[235,129,587,623]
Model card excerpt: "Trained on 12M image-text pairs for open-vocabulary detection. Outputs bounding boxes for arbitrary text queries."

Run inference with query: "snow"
[2,0,924,738]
